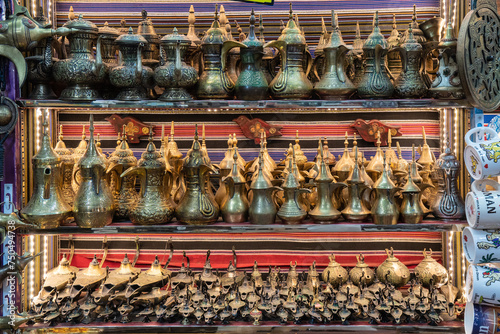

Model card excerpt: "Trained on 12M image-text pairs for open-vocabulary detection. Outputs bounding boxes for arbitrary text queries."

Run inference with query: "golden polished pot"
[121,131,174,225]
[220,152,249,224]
[371,157,399,225]
[71,126,87,194]
[72,115,114,228]
[265,5,313,99]
[414,248,448,288]
[53,126,75,207]
[322,254,348,288]
[341,148,371,222]
[98,22,120,99]
[349,254,375,286]
[21,116,72,229]
[400,172,424,224]
[376,247,410,288]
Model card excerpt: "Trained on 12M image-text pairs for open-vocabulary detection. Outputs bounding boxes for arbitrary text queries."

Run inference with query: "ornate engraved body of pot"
[265,5,313,99]
[53,15,106,101]
[322,254,348,288]
[234,9,269,100]
[107,132,138,220]
[110,28,153,101]
[342,148,371,221]
[357,12,394,99]
[400,172,423,224]
[371,157,399,225]
[155,28,198,101]
[414,248,448,288]
[53,126,75,206]
[121,132,174,225]
[98,22,120,99]
[20,116,72,229]
[430,147,465,219]
[258,15,277,85]
[394,25,427,98]
[196,6,246,100]
[349,254,375,286]
[376,247,410,288]
[72,115,114,228]
[314,11,356,100]
[175,126,219,225]
[221,152,249,224]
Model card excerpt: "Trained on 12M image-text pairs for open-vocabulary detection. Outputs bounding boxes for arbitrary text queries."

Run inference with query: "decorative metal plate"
[457,0,500,112]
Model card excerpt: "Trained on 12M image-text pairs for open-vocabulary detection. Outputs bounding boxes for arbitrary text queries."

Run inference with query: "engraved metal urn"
[349,254,375,286]
[414,248,448,288]
[155,28,198,101]
[376,247,410,288]
[110,28,154,100]
[53,14,106,101]
[357,12,394,99]
[322,254,348,288]
[98,22,120,99]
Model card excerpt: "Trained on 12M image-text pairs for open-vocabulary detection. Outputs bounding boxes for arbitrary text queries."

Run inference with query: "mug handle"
[471,179,500,192]
[465,127,499,146]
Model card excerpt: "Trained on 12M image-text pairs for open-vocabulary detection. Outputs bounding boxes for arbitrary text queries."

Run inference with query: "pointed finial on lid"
[356,21,361,37]
[170,121,175,140]
[259,14,264,39]
[58,124,64,141]
[422,126,427,143]
[120,18,126,28]
[376,131,381,147]
[69,6,75,20]
[412,144,415,162]
[374,11,379,28]
[188,5,196,25]
[214,4,219,21]
[412,4,417,23]
[289,3,293,21]
[161,124,165,142]
[331,10,336,30]
[392,14,397,29]
[344,131,349,147]
[128,27,133,34]
[194,124,199,141]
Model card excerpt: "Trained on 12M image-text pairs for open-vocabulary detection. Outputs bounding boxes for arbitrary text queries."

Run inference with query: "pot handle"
[43,167,52,199]
[72,167,81,187]
[465,127,499,146]
[121,166,147,197]
[471,179,500,192]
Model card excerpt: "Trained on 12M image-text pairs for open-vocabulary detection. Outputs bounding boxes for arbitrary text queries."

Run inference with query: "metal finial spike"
[392,14,397,29]
[259,14,264,38]
[422,126,427,144]
[188,5,196,25]
[89,114,94,133]
[161,124,165,141]
[148,126,153,143]
[331,10,336,29]
[59,125,64,141]
[214,4,218,20]
[412,144,415,162]
[413,4,417,22]
[374,11,379,28]
[356,21,361,37]
[128,27,133,34]
[250,8,255,26]
[289,3,293,20]
[194,124,199,140]
[321,17,326,33]
[319,138,324,163]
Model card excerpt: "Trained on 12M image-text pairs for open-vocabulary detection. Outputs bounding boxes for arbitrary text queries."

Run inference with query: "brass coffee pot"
[220,151,249,224]
[107,130,138,220]
[175,126,219,225]
[98,22,120,99]
[110,28,154,101]
[21,115,72,229]
[314,10,356,100]
[258,15,278,85]
[322,254,348,288]
[73,115,114,228]
[234,9,269,100]
[366,132,385,182]
[53,125,75,207]
[332,132,355,182]
[265,4,313,99]
[414,249,448,288]
[309,141,347,223]
[215,135,235,206]
[155,28,198,101]
[371,155,400,225]
[394,25,427,98]
[196,5,246,99]
[387,14,402,79]
[53,15,105,101]
[341,148,371,221]
[71,126,87,194]
[357,12,394,98]
[249,151,281,225]
[349,254,375,286]
[400,172,423,224]
[121,130,174,225]
[277,147,311,224]
[376,247,410,288]
[167,122,184,204]
[349,22,364,87]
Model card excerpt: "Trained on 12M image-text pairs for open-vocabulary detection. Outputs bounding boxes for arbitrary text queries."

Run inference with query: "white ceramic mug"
[465,179,500,229]
[464,127,500,180]
[465,302,500,334]
[463,227,500,264]
[466,263,500,306]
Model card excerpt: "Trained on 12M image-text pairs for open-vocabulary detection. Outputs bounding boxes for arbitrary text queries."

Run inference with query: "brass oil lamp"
[72,115,114,228]
[341,147,371,221]
[234,9,269,100]
[175,125,219,225]
[357,11,394,98]
[221,151,249,224]
[387,14,402,79]
[371,154,400,225]
[349,254,375,286]
[106,130,138,220]
[121,130,174,225]
[34,255,78,306]
[69,255,108,301]
[322,254,348,288]
[21,114,72,229]
[315,10,356,99]
[400,171,423,224]
[376,247,410,288]
[414,249,448,288]
[53,15,105,101]
[124,255,171,300]
[53,125,75,207]
[333,132,355,182]
[265,4,313,99]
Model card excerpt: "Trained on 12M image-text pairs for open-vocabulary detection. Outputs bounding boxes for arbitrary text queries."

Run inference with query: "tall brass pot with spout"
[73,115,114,228]
[21,117,72,229]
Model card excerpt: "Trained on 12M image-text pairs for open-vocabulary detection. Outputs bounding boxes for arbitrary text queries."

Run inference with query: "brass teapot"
[155,28,198,101]
[349,254,375,286]
[314,10,356,100]
[371,155,400,225]
[21,115,72,229]
[215,135,235,206]
[234,9,269,100]
[414,249,448,288]
[357,12,394,98]
[265,5,313,99]
[400,172,424,224]
[175,126,219,225]
[376,247,410,288]
[220,151,249,224]
[322,254,348,288]
[110,28,154,101]
[341,148,371,221]
[53,15,106,101]
[137,10,160,69]
[73,115,114,228]
[121,131,174,225]
[332,133,355,182]
[53,125,75,207]
[196,5,246,99]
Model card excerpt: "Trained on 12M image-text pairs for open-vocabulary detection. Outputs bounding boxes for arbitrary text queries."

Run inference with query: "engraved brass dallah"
[399,171,424,224]
[371,155,400,225]
[98,22,120,99]
[342,148,371,221]
[221,151,249,224]
[357,11,394,98]
[176,126,219,225]
[53,125,75,207]
[21,114,72,229]
[71,126,87,194]
[72,115,114,228]
[332,132,355,182]
[265,4,313,99]
[414,248,448,288]
[215,135,234,206]
[121,130,174,225]
[349,254,375,286]
[137,10,160,69]
[314,10,356,100]
[53,15,106,101]
[376,247,410,288]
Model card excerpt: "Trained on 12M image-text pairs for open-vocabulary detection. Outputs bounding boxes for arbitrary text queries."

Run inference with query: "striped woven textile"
[59,232,444,272]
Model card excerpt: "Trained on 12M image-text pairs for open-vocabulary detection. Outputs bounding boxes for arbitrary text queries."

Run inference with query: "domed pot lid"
[115,27,148,46]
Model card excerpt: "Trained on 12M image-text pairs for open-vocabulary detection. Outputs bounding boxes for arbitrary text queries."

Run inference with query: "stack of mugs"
[462,127,500,334]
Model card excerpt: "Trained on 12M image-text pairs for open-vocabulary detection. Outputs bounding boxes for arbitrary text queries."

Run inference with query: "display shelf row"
[18,99,471,111]
[23,220,467,235]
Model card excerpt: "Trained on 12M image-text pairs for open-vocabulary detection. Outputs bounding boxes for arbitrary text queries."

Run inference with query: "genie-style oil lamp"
[69,255,108,300]
[333,132,355,182]
[53,125,75,206]
[371,154,400,225]
[36,255,78,304]
[124,255,171,300]
[342,147,371,221]
[376,247,410,288]
[349,254,375,286]
[414,249,448,288]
